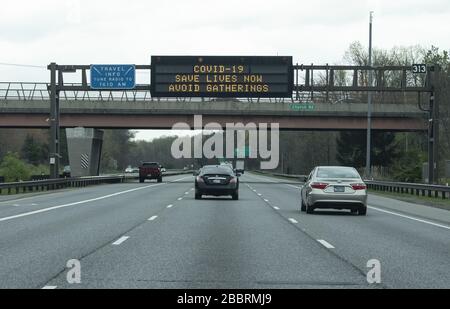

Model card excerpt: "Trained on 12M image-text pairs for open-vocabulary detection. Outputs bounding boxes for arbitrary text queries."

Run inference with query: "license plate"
[213,179,221,184]
[334,186,345,192]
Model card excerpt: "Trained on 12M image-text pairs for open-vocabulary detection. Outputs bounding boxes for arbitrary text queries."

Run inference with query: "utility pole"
[48,63,60,179]
[365,11,374,179]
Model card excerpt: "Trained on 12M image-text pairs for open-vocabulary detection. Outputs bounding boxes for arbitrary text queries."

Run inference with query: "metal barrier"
[0,170,193,195]
[252,171,450,200]
[0,175,130,195]
[365,180,450,200]
[0,82,420,104]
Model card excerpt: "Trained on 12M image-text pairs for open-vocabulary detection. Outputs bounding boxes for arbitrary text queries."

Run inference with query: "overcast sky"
[1,0,449,140]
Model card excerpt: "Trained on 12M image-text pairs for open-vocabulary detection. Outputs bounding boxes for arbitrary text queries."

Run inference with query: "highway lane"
[242,172,450,288]
[45,176,368,289]
[0,174,192,288]
[0,172,448,288]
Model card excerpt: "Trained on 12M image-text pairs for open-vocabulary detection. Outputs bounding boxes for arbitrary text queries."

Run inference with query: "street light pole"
[365,11,374,179]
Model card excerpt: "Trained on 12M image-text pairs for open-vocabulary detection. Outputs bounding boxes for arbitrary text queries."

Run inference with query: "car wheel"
[232,191,239,200]
[358,206,367,216]
[195,192,202,200]
[139,178,144,183]
[306,203,314,214]
[157,177,162,183]
[300,197,306,212]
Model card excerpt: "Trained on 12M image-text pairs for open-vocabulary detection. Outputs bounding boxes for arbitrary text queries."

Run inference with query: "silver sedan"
[300,166,367,215]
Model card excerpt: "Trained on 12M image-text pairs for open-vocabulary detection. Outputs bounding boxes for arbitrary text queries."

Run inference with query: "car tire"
[157,177,162,183]
[139,178,144,183]
[358,206,367,216]
[306,203,314,214]
[195,192,202,200]
[232,191,239,200]
[300,197,306,212]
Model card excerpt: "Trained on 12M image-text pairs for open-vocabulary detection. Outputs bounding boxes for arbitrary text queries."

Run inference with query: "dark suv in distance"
[194,165,240,200]
[139,162,162,183]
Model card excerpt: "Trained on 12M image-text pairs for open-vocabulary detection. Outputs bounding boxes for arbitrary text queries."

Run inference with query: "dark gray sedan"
[195,165,240,200]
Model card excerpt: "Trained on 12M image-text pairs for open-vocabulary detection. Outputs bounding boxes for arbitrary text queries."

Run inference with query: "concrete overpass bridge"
[0,82,427,131]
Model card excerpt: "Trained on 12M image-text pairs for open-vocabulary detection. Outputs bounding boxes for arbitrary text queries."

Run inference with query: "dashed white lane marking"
[148,216,158,221]
[112,236,129,246]
[288,218,298,224]
[264,199,269,202]
[167,204,173,209]
[42,285,57,289]
[13,204,20,207]
[0,183,164,223]
[177,197,183,201]
[273,206,280,210]
[257,193,262,196]
[368,205,450,231]
[184,192,189,195]
[317,239,335,249]
[31,203,38,206]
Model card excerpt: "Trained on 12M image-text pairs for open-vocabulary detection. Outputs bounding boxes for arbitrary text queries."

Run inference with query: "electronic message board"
[151,56,293,98]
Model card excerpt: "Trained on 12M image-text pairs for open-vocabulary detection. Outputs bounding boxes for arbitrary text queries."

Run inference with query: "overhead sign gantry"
[150,56,293,98]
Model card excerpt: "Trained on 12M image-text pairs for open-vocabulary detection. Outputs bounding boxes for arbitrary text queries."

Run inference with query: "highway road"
[0,172,449,289]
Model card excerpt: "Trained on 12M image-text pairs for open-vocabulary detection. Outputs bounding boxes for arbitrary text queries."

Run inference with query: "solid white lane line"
[288,218,298,224]
[112,236,129,245]
[273,206,280,210]
[368,205,450,231]
[167,204,173,208]
[317,239,335,249]
[0,183,165,223]
[148,216,158,221]
[42,285,57,289]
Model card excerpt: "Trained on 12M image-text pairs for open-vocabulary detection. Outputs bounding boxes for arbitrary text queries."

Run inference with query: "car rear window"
[142,162,159,167]
[317,167,360,179]
[201,166,233,175]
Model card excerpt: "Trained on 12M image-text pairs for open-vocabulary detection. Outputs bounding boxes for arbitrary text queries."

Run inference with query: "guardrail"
[252,171,450,200]
[0,175,130,195]
[365,180,450,200]
[0,170,193,195]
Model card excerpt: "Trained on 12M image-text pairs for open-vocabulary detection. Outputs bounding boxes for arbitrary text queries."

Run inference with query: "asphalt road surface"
[0,172,448,289]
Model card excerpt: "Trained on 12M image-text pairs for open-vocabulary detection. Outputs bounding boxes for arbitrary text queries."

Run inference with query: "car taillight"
[351,183,367,190]
[196,176,204,182]
[311,182,328,190]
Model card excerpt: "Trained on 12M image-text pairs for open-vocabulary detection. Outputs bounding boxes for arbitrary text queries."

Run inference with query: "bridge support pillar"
[66,127,104,177]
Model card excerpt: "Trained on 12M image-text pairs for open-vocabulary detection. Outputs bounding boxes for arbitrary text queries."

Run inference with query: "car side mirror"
[302,176,308,182]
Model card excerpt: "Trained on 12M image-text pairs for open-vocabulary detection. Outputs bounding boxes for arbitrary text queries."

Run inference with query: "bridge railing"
[0,82,421,105]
